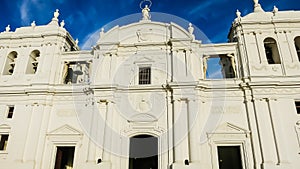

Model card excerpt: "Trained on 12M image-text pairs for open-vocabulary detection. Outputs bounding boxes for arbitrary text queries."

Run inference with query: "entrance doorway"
[54,146,75,169]
[129,135,158,169]
[217,146,243,169]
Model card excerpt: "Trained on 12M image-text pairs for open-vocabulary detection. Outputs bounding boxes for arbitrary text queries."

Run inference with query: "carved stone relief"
[136,28,153,42]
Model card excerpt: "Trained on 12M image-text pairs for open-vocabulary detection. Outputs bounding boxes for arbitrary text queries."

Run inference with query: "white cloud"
[19,0,54,25]
[20,0,30,24]
[207,70,223,79]
[188,0,220,15]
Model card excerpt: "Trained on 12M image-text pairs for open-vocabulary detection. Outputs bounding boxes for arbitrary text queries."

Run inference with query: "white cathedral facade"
[0,1,300,169]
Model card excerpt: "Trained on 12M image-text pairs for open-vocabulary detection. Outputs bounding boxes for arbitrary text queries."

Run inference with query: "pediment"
[214,122,249,134]
[48,125,82,136]
[129,113,157,122]
[134,56,154,64]
[98,20,192,45]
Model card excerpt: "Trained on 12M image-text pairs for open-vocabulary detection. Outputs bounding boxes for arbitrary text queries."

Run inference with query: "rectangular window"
[54,146,75,169]
[139,67,151,85]
[0,134,9,151]
[295,101,300,114]
[217,146,243,169]
[7,106,14,118]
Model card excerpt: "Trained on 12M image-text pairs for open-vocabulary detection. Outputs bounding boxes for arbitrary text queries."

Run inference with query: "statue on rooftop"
[142,5,150,20]
[140,0,152,20]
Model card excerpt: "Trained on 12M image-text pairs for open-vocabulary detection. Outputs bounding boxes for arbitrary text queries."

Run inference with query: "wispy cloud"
[207,70,222,79]
[19,0,56,25]
[20,0,30,24]
[65,11,86,26]
[206,58,223,79]
[210,30,228,43]
[188,1,213,16]
[188,0,225,16]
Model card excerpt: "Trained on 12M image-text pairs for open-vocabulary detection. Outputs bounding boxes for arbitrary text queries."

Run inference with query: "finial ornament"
[100,28,105,38]
[53,9,59,20]
[273,6,279,13]
[188,23,195,40]
[236,10,241,18]
[188,23,194,34]
[60,20,65,28]
[140,0,152,20]
[253,0,264,12]
[31,21,36,28]
[5,25,10,32]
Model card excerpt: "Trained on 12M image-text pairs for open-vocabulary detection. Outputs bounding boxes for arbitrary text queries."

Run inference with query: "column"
[95,101,106,162]
[34,103,53,169]
[252,98,277,168]
[103,101,113,162]
[173,99,189,163]
[267,99,291,165]
[23,104,44,162]
[244,97,262,169]
[167,94,174,165]
[86,104,97,163]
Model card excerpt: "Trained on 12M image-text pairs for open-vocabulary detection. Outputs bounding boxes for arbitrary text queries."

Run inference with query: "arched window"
[294,36,300,61]
[264,38,281,64]
[3,51,17,75]
[26,50,40,74]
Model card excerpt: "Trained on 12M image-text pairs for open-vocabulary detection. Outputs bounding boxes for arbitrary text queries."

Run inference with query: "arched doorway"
[129,134,158,169]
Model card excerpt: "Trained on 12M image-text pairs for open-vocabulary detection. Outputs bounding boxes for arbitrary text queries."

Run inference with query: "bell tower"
[0,9,78,85]
[229,0,300,80]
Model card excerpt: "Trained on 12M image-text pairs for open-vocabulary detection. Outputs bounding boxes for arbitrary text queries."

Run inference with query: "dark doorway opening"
[217,146,243,169]
[54,146,75,169]
[129,135,158,169]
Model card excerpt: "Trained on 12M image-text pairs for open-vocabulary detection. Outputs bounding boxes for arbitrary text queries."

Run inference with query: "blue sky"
[1,0,300,78]
[1,0,299,47]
